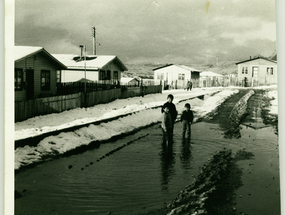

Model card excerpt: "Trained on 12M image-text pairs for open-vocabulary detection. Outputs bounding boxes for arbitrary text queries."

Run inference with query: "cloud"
[15,0,277,64]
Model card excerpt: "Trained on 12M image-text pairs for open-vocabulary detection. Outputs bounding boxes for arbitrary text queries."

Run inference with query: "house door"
[252,67,258,77]
[252,67,259,87]
[26,69,34,100]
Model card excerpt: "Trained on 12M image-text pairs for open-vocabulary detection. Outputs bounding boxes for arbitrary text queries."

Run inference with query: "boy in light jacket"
[161,105,172,145]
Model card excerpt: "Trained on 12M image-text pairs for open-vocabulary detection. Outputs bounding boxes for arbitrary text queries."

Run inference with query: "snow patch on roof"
[200,71,223,77]
[120,77,139,83]
[52,54,116,70]
[14,46,43,61]
[177,65,202,72]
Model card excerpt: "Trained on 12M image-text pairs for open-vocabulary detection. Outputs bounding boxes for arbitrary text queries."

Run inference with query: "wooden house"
[235,57,277,86]
[153,64,201,89]
[120,77,140,86]
[14,46,67,101]
[52,54,128,85]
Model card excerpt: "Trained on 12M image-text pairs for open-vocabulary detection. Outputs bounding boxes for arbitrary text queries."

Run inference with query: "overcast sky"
[15,0,276,65]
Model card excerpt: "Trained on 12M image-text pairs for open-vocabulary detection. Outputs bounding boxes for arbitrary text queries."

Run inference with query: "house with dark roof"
[235,57,277,86]
[153,64,201,89]
[52,54,128,85]
[14,46,67,101]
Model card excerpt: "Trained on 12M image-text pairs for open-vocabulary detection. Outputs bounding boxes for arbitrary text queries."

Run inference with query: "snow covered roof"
[14,46,43,61]
[235,56,277,65]
[120,77,139,83]
[200,71,223,77]
[52,54,128,71]
[177,65,202,72]
[153,64,201,72]
[14,46,67,69]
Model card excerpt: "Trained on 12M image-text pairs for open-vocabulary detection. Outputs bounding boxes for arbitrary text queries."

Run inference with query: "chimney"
[250,56,251,59]
[79,45,84,60]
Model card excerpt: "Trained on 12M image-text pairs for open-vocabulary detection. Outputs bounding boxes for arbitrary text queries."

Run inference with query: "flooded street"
[15,124,279,215]
[15,91,280,215]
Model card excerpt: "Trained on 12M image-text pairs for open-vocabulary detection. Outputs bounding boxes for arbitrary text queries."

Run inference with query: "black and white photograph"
[4,0,284,214]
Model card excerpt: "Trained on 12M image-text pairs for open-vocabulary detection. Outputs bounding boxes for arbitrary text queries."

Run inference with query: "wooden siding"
[237,59,277,84]
[15,52,60,101]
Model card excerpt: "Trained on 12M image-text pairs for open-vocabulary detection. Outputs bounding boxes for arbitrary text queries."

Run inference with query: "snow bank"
[266,90,278,115]
[15,89,239,170]
[15,88,221,140]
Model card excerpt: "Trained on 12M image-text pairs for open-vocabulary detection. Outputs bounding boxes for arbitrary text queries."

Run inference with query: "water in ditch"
[15,118,279,215]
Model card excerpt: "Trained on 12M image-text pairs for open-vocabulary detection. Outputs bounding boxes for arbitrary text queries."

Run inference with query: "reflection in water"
[15,122,279,215]
[180,137,192,170]
[160,141,175,191]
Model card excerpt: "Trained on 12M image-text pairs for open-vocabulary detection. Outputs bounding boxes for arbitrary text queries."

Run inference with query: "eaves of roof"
[153,64,173,71]
[15,46,67,69]
[235,56,277,65]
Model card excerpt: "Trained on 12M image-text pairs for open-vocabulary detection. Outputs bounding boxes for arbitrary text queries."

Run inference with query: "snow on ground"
[266,90,278,115]
[15,88,236,170]
[14,86,278,170]
[15,87,223,140]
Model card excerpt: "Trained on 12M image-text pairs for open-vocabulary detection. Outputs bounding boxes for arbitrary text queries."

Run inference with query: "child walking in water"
[180,103,194,140]
[161,105,172,145]
[161,94,177,141]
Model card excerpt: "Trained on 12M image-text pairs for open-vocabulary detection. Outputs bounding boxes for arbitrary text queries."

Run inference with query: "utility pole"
[92,27,96,55]
[80,45,87,107]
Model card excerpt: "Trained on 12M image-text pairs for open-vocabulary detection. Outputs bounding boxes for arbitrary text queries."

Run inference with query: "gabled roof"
[153,64,201,72]
[200,71,223,77]
[177,65,201,72]
[235,56,277,65]
[120,77,139,83]
[14,46,67,69]
[52,54,128,71]
[153,64,173,71]
[76,78,94,83]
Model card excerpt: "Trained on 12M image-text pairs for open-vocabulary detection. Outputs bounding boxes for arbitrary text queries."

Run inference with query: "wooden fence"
[15,85,162,122]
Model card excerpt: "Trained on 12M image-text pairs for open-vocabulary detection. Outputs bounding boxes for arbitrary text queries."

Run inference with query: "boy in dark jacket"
[161,94,177,140]
[180,103,194,140]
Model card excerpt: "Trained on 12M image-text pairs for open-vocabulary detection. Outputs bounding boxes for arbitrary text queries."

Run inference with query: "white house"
[52,54,128,84]
[153,64,201,89]
[235,57,277,86]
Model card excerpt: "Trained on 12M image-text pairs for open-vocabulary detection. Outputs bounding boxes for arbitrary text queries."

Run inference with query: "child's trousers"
[162,127,172,144]
[182,121,191,139]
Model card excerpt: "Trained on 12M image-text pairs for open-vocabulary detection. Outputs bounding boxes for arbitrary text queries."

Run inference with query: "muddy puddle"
[15,118,279,215]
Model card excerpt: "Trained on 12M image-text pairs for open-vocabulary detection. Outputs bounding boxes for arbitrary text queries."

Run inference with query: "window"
[178,73,185,80]
[267,67,274,75]
[99,70,105,80]
[15,68,23,91]
[56,70,61,83]
[41,70,50,91]
[242,67,244,74]
[106,70,111,80]
[113,71,119,81]
[242,67,248,74]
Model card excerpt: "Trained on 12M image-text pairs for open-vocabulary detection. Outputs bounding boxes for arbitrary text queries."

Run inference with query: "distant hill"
[123,53,276,78]
[123,61,237,78]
